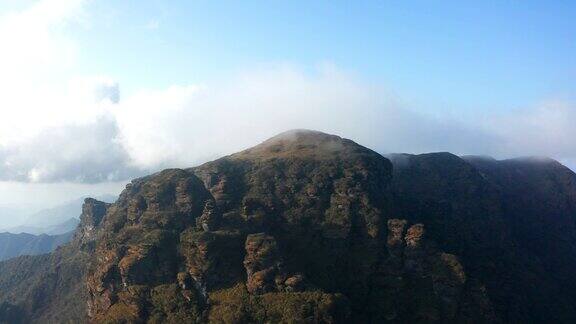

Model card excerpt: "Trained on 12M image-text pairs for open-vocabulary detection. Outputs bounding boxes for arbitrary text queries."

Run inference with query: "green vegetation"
[208,284,349,323]
[2,131,576,323]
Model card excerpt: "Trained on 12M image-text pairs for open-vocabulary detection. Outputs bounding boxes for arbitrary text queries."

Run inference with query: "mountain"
[0,231,73,261]
[4,218,80,236]
[390,153,576,322]
[0,239,92,323]
[0,199,110,324]
[463,155,576,322]
[0,206,32,230]
[1,194,116,235]
[21,195,117,232]
[1,130,576,323]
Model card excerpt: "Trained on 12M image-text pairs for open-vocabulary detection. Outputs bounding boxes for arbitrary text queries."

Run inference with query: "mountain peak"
[262,129,340,143]
[230,129,375,161]
[6,132,576,323]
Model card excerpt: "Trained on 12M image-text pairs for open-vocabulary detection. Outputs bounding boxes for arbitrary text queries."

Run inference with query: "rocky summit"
[2,130,576,323]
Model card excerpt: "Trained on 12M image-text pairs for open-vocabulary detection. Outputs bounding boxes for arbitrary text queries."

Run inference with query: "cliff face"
[388,153,511,321]
[0,198,110,324]
[0,199,108,263]
[81,130,490,323]
[2,130,576,323]
[390,153,576,323]
[83,130,386,322]
[464,156,576,322]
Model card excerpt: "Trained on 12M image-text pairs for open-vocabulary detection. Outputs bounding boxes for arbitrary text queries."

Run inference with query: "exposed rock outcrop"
[80,131,396,322]
[3,130,576,323]
[86,169,211,323]
[243,233,305,294]
[369,219,496,322]
[464,156,576,322]
[73,198,110,248]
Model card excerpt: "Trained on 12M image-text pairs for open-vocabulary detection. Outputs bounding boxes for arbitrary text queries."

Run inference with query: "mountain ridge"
[0,231,73,262]
[1,130,576,323]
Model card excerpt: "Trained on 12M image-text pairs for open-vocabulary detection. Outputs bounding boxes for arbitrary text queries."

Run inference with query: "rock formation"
[1,130,576,323]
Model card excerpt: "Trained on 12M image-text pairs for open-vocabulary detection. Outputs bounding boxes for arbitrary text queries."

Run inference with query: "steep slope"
[0,199,110,324]
[464,155,576,322]
[388,153,515,319]
[83,130,490,323]
[0,245,89,324]
[390,152,576,323]
[4,130,576,323]
[0,231,73,261]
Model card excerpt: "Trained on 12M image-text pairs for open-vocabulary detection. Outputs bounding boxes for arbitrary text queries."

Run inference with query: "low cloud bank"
[0,64,574,183]
[0,1,574,182]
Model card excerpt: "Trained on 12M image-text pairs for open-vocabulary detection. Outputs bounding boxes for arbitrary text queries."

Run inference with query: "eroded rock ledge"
[82,131,497,323]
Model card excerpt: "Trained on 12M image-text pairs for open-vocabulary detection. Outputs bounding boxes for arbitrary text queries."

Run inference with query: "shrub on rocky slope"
[2,130,576,323]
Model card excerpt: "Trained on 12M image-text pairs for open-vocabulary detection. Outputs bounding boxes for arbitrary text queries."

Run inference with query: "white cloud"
[487,101,576,158]
[1,58,576,182]
[113,64,387,168]
[145,18,159,30]
[0,1,575,186]
[0,0,137,183]
[0,116,142,182]
[0,0,81,54]
[109,65,576,172]
[0,0,84,83]
[0,0,91,144]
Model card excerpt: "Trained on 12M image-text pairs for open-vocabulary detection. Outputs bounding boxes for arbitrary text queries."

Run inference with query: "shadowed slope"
[7,131,576,323]
[464,155,576,322]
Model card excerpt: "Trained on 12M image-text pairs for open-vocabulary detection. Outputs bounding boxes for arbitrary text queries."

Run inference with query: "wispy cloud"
[5,62,576,183]
[145,18,160,30]
[0,1,575,184]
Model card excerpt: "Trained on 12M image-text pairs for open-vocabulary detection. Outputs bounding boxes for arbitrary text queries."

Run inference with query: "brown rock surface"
[3,130,576,323]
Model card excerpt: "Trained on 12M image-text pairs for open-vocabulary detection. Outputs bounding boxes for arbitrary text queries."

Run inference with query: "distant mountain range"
[0,194,116,235]
[0,231,74,261]
[3,218,79,236]
[0,195,117,264]
[0,206,33,230]
[2,130,576,323]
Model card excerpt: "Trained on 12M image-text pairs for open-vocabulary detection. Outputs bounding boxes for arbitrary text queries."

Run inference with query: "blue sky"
[68,1,576,116]
[3,0,574,116]
[0,0,575,212]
